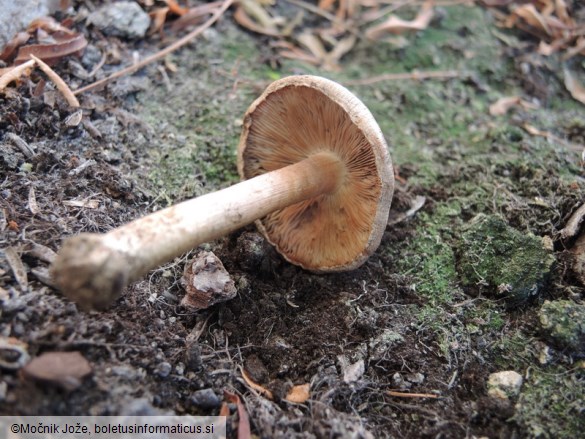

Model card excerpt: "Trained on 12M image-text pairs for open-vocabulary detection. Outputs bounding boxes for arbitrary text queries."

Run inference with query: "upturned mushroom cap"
[237,75,394,272]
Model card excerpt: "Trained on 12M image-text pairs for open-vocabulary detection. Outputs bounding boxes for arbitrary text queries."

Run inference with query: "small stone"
[392,372,411,390]
[244,354,269,384]
[180,251,237,309]
[405,372,425,384]
[487,371,523,399]
[342,359,365,383]
[22,351,92,390]
[190,389,221,409]
[88,1,151,39]
[184,344,202,372]
[369,329,404,361]
[155,362,172,378]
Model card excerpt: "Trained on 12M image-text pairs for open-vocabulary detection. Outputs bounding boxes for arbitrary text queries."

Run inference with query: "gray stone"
[190,389,221,409]
[88,1,151,39]
[487,370,523,399]
[0,0,59,48]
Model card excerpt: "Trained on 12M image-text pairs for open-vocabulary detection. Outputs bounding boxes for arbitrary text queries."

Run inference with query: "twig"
[30,55,80,107]
[387,390,440,398]
[345,70,467,86]
[0,59,35,90]
[73,0,234,95]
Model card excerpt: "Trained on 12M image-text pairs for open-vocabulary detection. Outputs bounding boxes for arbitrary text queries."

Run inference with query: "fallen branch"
[73,0,234,95]
[560,203,585,240]
[345,70,467,86]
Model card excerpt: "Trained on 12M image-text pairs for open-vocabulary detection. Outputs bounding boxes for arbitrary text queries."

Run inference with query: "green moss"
[539,300,585,351]
[513,367,585,438]
[457,214,555,303]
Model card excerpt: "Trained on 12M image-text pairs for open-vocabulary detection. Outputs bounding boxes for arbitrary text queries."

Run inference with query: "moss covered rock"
[457,215,555,304]
[539,300,585,352]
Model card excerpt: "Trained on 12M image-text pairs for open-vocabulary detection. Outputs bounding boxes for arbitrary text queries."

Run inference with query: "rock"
[369,329,404,361]
[181,251,237,309]
[21,351,92,390]
[339,357,365,383]
[538,300,585,352]
[236,232,266,271]
[155,362,172,378]
[0,0,59,47]
[392,372,411,390]
[457,215,555,304]
[190,389,221,409]
[88,1,151,39]
[487,370,523,399]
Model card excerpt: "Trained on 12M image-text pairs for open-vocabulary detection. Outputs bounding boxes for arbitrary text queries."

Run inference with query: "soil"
[1,1,584,438]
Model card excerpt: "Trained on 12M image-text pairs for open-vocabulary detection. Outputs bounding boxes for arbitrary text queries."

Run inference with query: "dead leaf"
[224,391,251,439]
[162,0,188,16]
[0,32,31,61]
[489,96,539,115]
[563,67,585,105]
[21,351,92,390]
[4,247,28,292]
[285,383,310,403]
[241,368,274,399]
[27,16,76,35]
[233,4,281,37]
[14,33,88,66]
[149,7,170,35]
[170,2,222,32]
[512,4,551,35]
[62,199,99,209]
[366,0,434,40]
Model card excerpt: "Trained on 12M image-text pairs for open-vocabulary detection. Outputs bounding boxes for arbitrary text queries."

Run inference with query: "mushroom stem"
[51,151,345,309]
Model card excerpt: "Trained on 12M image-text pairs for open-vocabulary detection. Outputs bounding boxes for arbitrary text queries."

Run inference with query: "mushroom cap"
[237,75,394,272]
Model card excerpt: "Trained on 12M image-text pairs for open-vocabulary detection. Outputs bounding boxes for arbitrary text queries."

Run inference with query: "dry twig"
[30,55,80,107]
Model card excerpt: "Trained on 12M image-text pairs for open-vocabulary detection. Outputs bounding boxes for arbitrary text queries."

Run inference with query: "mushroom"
[51,75,394,310]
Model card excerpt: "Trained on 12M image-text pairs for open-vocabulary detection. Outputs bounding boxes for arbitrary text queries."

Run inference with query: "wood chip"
[6,132,35,158]
[4,247,28,292]
[62,199,99,209]
[21,351,92,390]
[28,186,40,215]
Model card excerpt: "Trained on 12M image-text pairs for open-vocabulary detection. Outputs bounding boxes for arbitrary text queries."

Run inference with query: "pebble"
[88,1,151,39]
[155,362,172,378]
[190,389,221,409]
[487,371,523,399]
[0,0,59,47]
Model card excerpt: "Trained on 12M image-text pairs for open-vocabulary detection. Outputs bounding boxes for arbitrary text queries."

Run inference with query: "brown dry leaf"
[224,391,252,439]
[170,2,222,32]
[285,383,310,403]
[489,96,538,115]
[241,368,274,399]
[21,351,92,390]
[512,4,551,35]
[0,32,31,61]
[14,33,87,66]
[162,0,188,15]
[233,1,281,37]
[563,67,585,105]
[27,16,76,35]
[149,7,170,35]
[4,247,28,291]
[366,0,434,40]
